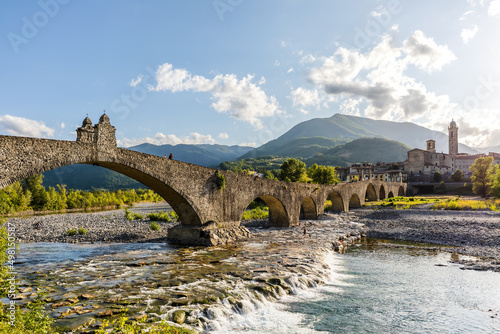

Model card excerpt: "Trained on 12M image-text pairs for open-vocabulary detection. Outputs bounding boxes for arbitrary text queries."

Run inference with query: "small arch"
[300,197,317,220]
[349,193,361,209]
[398,186,405,196]
[379,185,386,200]
[327,191,344,212]
[387,191,394,198]
[365,183,377,201]
[240,195,288,227]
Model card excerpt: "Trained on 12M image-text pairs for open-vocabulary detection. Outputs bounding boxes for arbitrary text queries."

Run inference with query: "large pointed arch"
[387,191,394,198]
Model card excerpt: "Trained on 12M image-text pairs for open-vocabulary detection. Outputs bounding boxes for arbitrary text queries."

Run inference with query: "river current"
[12,239,500,333]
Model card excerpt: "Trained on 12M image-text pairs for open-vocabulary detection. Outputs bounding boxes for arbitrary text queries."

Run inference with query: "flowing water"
[11,240,500,333]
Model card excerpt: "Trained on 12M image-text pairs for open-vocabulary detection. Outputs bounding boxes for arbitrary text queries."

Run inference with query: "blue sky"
[1,0,500,149]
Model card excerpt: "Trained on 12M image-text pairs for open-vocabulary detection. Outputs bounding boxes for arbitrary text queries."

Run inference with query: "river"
[11,239,500,333]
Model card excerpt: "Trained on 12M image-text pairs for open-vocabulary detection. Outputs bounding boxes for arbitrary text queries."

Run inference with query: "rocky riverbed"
[353,208,500,272]
[5,204,500,332]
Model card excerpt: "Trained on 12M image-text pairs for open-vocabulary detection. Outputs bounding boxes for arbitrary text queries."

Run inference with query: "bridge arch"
[327,191,344,212]
[240,195,289,227]
[0,140,204,226]
[379,185,386,200]
[300,196,317,220]
[89,161,202,225]
[349,193,361,209]
[387,191,394,198]
[398,186,405,196]
[365,183,377,202]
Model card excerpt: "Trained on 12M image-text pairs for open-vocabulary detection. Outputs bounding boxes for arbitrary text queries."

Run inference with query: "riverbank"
[352,208,500,272]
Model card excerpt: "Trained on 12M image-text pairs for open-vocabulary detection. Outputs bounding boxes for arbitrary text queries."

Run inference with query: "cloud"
[287,67,294,74]
[149,63,281,128]
[129,75,143,87]
[218,132,229,139]
[0,115,55,137]
[461,25,479,44]
[403,30,456,73]
[302,32,457,126]
[60,122,65,129]
[489,0,500,17]
[118,132,216,147]
[290,87,320,108]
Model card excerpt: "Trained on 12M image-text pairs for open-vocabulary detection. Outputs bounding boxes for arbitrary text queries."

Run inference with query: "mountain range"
[242,113,478,159]
[42,113,486,190]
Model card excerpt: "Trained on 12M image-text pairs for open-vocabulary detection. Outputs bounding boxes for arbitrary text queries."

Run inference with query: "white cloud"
[60,122,65,129]
[305,32,457,125]
[287,67,294,74]
[118,132,216,147]
[403,30,456,73]
[300,54,316,64]
[461,25,479,44]
[129,75,143,87]
[218,132,229,139]
[290,87,320,109]
[273,60,280,66]
[149,63,282,128]
[488,0,500,17]
[390,24,399,31]
[0,115,55,137]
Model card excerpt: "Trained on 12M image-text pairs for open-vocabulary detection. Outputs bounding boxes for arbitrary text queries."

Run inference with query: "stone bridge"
[0,114,406,245]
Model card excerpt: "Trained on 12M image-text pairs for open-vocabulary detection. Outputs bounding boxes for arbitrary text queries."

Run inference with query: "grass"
[364,196,443,210]
[78,227,87,235]
[96,316,196,334]
[124,208,144,220]
[149,222,161,231]
[431,198,500,211]
[147,211,172,222]
[242,206,269,220]
[364,195,500,211]
[66,228,77,236]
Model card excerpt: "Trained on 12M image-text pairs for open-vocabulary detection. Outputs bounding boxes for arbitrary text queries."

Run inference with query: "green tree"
[307,164,340,185]
[492,165,500,197]
[280,158,307,182]
[470,156,494,198]
[23,174,48,210]
[451,169,464,182]
[433,171,442,183]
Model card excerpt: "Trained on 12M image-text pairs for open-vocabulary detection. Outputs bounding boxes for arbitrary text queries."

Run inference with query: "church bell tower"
[448,119,458,156]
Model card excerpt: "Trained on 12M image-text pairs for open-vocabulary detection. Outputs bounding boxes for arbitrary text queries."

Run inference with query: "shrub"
[170,211,180,222]
[78,227,87,235]
[215,170,226,191]
[124,208,144,220]
[66,228,77,236]
[149,222,161,231]
[242,207,269,220]
[147,211,171,222]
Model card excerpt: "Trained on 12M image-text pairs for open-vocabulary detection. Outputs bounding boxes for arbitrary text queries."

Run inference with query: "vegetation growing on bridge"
[0,174,163,215]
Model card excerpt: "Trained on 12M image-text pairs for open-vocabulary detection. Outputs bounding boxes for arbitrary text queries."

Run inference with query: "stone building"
[405,120,499,178]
